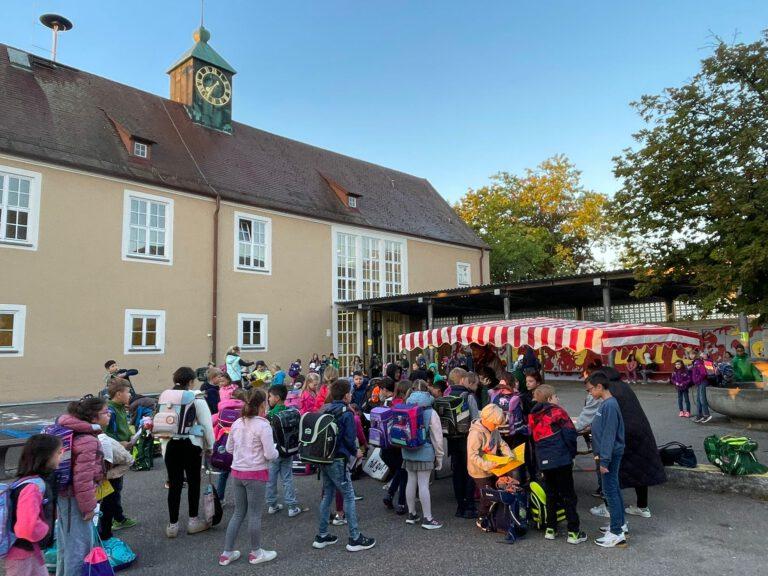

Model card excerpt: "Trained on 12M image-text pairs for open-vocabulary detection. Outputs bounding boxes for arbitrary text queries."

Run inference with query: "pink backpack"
[388,405,428,449]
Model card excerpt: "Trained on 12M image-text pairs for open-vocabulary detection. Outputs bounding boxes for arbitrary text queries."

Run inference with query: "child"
[586,373,627,548]
[350,371,368,408]
[299,372,320,415]
[528,385,586,544]
[315,365,338,411]
[311,380,376,552]
[717,351,735,387]
[670,360,692,418]
[467,404,513,532]
[212,389,247,501]
[219,390,278,566]
[401,384,445,529]
[105,379,138,531]
[225,346,253,388]
[4,434,60,576]
[252,361,273,384]
[200,367,221,415]
[427,378,447,399]
[97,427,136,560]
[271,364,286,385]
[265,384,305,517]
[690,351,711,423]
[218,373,239,403]
[382,380,412,515]
[446,368,480,519]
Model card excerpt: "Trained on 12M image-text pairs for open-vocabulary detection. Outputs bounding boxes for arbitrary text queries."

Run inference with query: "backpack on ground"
[528,480,565,530]
[368,407,393,449]
[41,423,75,492]
[704,435,768,476]
[389,405,429,449]
[273,408,301,458]
[481,487,528,544]
[658,441,697,468]
[434,394,471,437]
[298,408,344,465]
[0,477,48,558]
[152,390,198,439]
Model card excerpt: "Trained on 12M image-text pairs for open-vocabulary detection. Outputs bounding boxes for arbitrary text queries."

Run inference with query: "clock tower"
[168,26,236,133]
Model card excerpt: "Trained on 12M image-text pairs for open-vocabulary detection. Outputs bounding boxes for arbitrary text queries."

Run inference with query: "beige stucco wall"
[407,239,488,292]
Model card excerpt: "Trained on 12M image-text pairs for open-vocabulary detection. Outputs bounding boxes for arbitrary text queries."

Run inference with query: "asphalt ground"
[2,382,768,576]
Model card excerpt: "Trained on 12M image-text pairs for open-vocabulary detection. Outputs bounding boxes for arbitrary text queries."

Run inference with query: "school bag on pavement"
[704,435,768,475]
[481,487,528,544]
[368,407,394,449]
[434,394,471,437]
[0,477,49,558]
[273,408,301,458]
[152,390,198,439]
[528,481,565,530]
[389,405,429,449]
[298,406,345,465]
[41,423,75,492]
[100,532,136,572]
[658,441,697,468]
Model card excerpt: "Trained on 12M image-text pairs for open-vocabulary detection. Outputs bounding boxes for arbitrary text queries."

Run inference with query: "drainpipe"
[211,193,221,364]
[479,249,485,284]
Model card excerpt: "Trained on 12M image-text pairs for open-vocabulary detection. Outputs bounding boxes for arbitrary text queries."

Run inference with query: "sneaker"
[544,528,556,540]
[475,517,493,532]
[590,503,610,518]
[701,415,712,423]
[567,531,588,544]
[383,496,394,510]
[405,513,422,525]
[595,531,627,548]
[112,518,138,531]
[248,549,277,565]
[268,504,284,515]
[346,534,376,552]
[187,517,210,534]
[218,551,241,566]
[332,513,348,526]
[165,523,179,538]
[693,416,703,423]
[421,518,443,530]
[354,495,364,501]
[625,505,651,518]
[684,411,691,418]
[678,411,685,417]
[395,505,407,516]
[312,534,339,549]
[599,523,629,534]
[591,489,603,499]
[288,506,308,518]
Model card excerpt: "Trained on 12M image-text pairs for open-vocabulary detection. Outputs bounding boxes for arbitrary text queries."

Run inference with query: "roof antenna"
[39,13,73,62]
[200,0,205,27]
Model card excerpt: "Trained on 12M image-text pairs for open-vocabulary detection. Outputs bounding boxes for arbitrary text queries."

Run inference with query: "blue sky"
[3,1,766,205]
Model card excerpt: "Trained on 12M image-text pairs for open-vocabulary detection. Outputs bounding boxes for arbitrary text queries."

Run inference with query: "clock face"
[195,65,232,106]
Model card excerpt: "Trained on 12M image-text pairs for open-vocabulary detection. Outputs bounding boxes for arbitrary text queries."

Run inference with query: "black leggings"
[165,439,203,524]
[542,465,580,532]
[635,486,648,508]
[448,438,476,511]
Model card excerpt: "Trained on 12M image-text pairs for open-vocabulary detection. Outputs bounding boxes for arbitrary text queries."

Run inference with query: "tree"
[455,155,610,282]
[612,32,768,320]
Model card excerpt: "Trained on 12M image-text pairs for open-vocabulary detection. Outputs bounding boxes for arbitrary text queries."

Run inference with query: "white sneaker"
[288,506,308,518]
[218,551,241,566]
[595,531,627,548]
[590,503,610,518]
[332,514,348,526]
[268,504,284,515]
[248,549,277,565]
[600,523,629,534]
[187,517,210,534]
[625,505,651,518]
[166,522,179,538]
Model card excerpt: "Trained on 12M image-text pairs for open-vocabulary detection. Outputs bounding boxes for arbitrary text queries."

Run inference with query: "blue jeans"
[696,383,710,417]
[56,496,94,576]
[216,470,229,500]
[266,456,297,507]
[677,388,691,412]
[317,459,360,540]
[601,456,625,536]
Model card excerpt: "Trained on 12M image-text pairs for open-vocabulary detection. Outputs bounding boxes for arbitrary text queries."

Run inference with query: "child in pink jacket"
[219,390,279,567]
[299,373,321,415]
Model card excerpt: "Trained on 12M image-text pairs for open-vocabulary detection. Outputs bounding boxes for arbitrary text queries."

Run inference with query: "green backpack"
[528,480,566,530]
[704,435,768,476]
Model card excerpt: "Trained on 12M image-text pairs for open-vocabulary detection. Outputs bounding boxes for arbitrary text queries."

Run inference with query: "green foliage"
[455,155,610,282]
[612,32,768,319]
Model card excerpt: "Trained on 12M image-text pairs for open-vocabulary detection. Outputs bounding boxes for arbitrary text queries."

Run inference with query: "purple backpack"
[368,407,393,449]
[41,423,75,492]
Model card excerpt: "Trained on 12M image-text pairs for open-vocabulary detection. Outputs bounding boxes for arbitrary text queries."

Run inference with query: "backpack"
[389,405,429,449]
[210,409,240,472]
[481,487,528,543]
[704,435,768,476]
[41,423,75,492]
[298,407,345,465]
[368,407,393,449]
[285,390,302,410]
[658,441,697,468]
[152,390,198,439]
[273,408,301,458]
[528,481,565,530]
[289,363,301,378]
[434,393,471,437]
[0,477,48,558]
[215,408,241,440]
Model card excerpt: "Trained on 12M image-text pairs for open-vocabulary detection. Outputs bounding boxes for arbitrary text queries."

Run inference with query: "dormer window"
[348,196,357,209]
[318,171,362,211]
[133,141,148,158]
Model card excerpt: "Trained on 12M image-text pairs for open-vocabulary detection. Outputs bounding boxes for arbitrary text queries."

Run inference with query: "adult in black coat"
[590,366,666,513]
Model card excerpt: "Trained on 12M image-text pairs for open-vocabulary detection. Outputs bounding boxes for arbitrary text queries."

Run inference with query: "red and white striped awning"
[398,317,701,354]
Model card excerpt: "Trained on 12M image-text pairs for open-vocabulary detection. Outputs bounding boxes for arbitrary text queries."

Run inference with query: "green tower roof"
[167,26,236,74]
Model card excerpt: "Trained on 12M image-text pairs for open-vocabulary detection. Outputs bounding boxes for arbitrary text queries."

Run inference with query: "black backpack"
[273,408,301,458]
[434,394,470,437]
[298,405,346,464]
[658,441,697,468]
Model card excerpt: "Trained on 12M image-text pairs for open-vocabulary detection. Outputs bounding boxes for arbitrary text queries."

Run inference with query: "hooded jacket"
[670,367,692,391]
[528,402,577,470]
[401,391,445,464]
[56,414,104,515]
[732,353,763,382]
[690,358,708,386]
[467,419,513,479]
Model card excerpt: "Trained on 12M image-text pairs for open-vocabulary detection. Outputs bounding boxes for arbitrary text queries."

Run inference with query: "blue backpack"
[0,477,48,558]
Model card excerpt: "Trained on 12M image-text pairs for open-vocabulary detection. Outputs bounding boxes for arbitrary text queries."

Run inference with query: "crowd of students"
[4,347,678,576]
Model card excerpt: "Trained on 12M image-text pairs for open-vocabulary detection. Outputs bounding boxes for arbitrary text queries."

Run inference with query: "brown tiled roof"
[0,45,486,249]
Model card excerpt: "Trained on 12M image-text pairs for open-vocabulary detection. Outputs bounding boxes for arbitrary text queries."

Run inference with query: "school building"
[0,27,489,402]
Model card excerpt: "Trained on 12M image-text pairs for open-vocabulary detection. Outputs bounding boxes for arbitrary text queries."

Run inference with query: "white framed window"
[0,165,42,251]
[0,304,26,357]
[332,227,408,302]
[348,196,357,208]
[238,313,268,351]
[124,309,165,354]
[336,309,359,375]
[133,141,148,158]
[234,212,272,274]
[456,262,471,287]
[122,190,173,265]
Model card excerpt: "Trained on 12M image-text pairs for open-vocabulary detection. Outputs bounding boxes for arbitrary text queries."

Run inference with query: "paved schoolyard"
[2,382,768,576]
